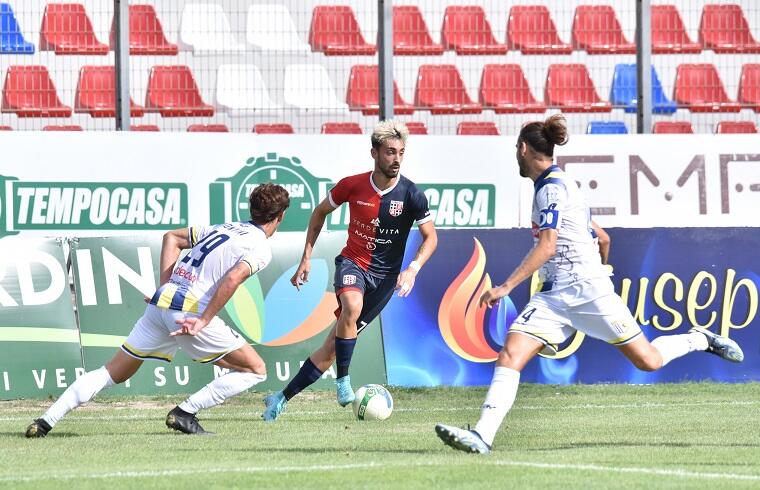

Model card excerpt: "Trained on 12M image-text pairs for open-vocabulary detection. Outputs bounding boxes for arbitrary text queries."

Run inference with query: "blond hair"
[371,119,409,148]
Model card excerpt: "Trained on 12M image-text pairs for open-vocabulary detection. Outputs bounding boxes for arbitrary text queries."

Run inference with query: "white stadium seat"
[179,4,245,53]
[284,64,348,112]
[215,64,282,115]
[246,4,310,52]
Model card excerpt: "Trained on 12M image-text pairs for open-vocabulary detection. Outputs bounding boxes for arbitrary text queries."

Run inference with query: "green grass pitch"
[2,383,760,489]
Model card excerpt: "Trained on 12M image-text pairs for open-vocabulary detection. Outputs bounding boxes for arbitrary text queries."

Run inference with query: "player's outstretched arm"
[159,228,192,286]
[291,198,336,290]
[480,229,557,308]
[396,221,437,297]
[172,262,252,336]
[591,220,610,265]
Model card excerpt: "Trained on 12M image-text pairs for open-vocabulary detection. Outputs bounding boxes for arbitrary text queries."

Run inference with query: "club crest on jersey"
[343,274,357,285]
[389,200,404,217]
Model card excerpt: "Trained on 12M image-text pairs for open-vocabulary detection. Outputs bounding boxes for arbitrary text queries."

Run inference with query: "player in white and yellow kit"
[436,115,744,454]
[26,184,290,437]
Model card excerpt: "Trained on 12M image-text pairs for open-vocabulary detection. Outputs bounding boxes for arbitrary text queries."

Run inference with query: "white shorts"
[121,305,246,363]
[510,277,642,355]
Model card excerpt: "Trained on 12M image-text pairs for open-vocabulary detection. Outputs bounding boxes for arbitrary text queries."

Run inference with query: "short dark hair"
[518,114,569,157]
[249,183,290,224]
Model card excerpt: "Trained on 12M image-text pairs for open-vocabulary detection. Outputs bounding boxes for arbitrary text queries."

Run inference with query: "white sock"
[179,371,265,414]
[651,332,709,367]
[42,366,115,427]
[473,367,521,447]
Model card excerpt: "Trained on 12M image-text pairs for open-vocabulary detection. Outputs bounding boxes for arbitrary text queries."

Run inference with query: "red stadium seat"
[572,5,635,54]
[405,121,428,135]
[1,66,72,117]
[480,64,546,113]
[309,6,376,55]
[254,123,295,134]
[674,64,741,112]
[131,124,160,131]
[321,122,362,134]
[653,121,693,134]
[651,5,702,54]
[40,3,109,54]
[739,64,760,112]
[415,65,482,114]
[441,6,507,55]
[110,4,178,55]
[0,125,12,130]
[347,65,413,115]
[457,121,500,135]
[42,125,83,131]
[187,124,229,132]
[507,5,572,55]
[75,66,145,117]
[145,66,214,117]
[393,6,443,55]
[699,4,760,54]
[545,64,612,112]
[715,121,758,133]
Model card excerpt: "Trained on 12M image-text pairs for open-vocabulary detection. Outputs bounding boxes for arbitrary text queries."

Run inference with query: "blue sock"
[282,358,323,400]
[335,336,357,379]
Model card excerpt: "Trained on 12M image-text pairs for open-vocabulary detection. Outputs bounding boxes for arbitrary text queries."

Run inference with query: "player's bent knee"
[632,354,662,372]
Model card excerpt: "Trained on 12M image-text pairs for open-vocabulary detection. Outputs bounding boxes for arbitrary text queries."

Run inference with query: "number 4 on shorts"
[520,308,537,322]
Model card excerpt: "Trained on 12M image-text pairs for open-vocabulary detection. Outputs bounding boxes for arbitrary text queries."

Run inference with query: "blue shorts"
[333,255,397,334]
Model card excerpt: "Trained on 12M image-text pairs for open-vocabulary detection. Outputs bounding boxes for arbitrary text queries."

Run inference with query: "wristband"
[408,260,421,272]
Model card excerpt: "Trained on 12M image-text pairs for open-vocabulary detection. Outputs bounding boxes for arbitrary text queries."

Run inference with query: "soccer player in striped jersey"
[262,120,438,421]
[435,114,744,454]
[25,184,290,438]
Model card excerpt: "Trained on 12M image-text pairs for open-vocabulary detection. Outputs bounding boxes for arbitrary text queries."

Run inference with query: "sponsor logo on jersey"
[370,218,380,227]
[0,176,187,237]
[389,200,404,217]
[356,200,375,207]
[343,274,357,285]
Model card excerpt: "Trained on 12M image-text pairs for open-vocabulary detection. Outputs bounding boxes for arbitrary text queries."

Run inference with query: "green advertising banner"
[69,233,386,396]
[0,238,83,400]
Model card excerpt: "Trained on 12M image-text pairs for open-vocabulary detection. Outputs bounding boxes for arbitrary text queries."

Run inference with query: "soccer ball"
[352,384,393,421]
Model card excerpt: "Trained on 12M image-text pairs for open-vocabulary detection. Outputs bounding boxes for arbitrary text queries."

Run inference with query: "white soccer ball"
[352,384,393,421]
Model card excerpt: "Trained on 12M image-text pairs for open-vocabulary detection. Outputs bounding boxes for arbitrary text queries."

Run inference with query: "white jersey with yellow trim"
[531,165,610,292]
[149,221,271,314]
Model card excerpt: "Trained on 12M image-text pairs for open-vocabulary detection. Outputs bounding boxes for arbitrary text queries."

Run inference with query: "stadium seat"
[309,6,376,55]
[247,4,310,52]
[653,121,693,134]
[715,121,758,133]
[457,121,499,135]
[405,121,428,135]
[145,65,214,117]
[610,64,677,114]
[479,64,546,114]
[393,6,443,55]
[346,65,413,116]
[1,66,72,117]
[415,65,482,114]
[572,5,635,54]
[0,125,12,130]
[42,125,83,131]
[187,124,229,132]
[75,66,145,118]
[284,64,348,112]
[674,64,741,112]
[441,6,507,55]
[109,4,178,55]
[545,64,612,112]
[0,3,35,53]
[253,123,294,134]
[40,3,108,55]
[131,124,160,131]
[739,64,760,112]
[699,4,760,54]
[586,121,628,134]
[322,122,362,134]
[179,3,245,52]
[215,64,282,115]
[506,5,572,55]
[651,5,701,54]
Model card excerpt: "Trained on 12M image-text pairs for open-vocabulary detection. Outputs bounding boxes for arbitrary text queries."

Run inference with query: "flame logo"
[224,259,336,346]
[438,238,517,362]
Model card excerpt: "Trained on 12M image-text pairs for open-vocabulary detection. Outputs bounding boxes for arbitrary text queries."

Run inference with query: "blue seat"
[586,121,628,134]
[1,3,35,54]
[610,64,676,114]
